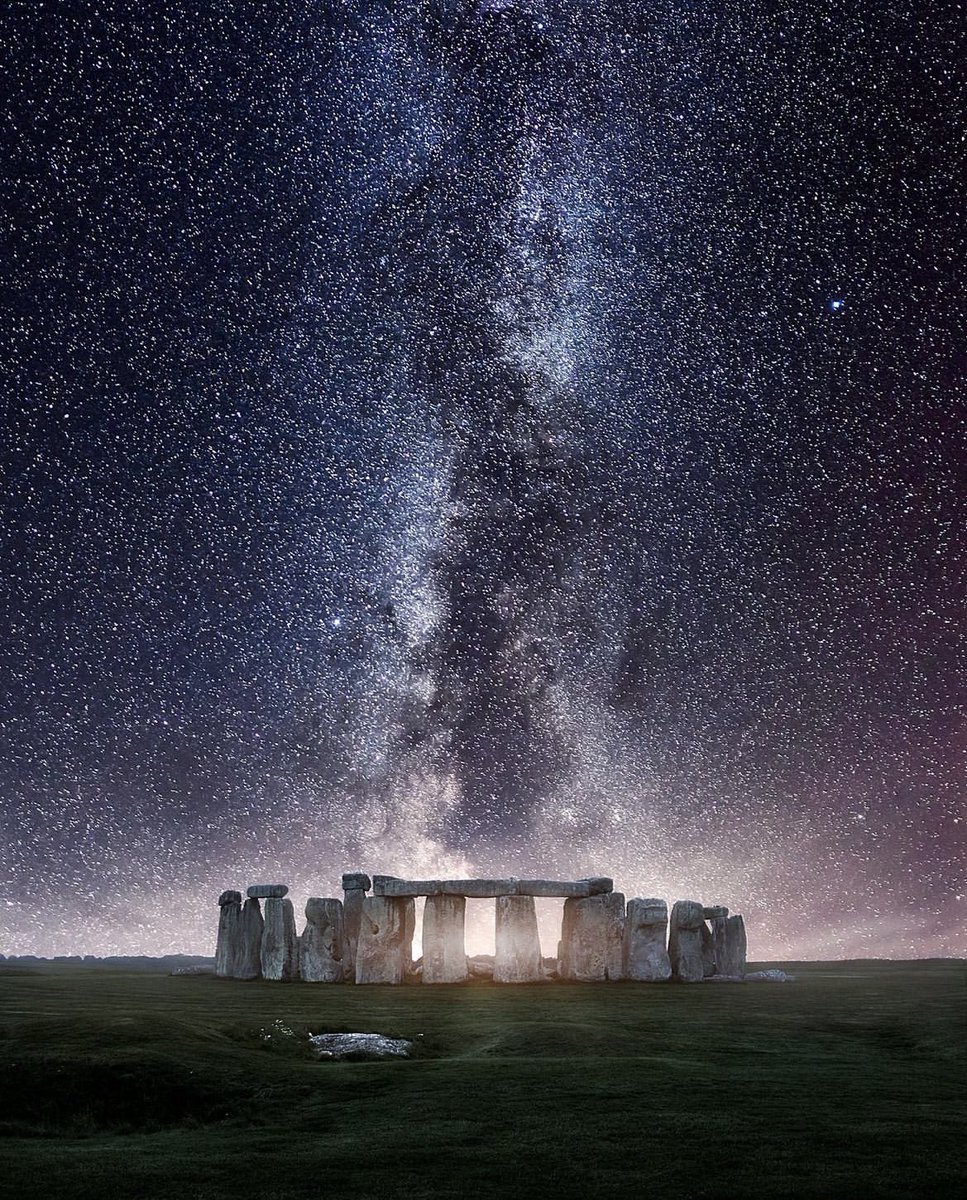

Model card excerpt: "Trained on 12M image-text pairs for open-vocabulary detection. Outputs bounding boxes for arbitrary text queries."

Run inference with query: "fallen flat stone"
[494,895,543,982]
[310,1032,412,1059]
[745,968,792,982]
[300,898,346,983]
[341,872,371,891]
[559,893,625,981]
[422,894,468,984]
[234,897,264,980]
[517,879,591,898]
[261,896,299,981]
[668,899,705,983]
[215,893,241,977]
[355,896,410,984]
[247,884,289,899]
[623,898,672,981]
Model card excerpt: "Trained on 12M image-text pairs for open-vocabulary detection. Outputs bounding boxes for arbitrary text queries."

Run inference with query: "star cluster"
[1,0,965,959]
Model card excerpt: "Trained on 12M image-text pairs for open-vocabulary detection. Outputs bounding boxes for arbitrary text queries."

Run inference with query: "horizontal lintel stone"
[247,884,289,899]
[517,879,591,898]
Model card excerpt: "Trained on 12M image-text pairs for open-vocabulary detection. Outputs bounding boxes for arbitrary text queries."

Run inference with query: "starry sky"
[2,0,965,960]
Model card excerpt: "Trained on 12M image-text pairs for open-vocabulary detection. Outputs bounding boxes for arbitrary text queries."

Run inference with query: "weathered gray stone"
[341,872,371,891]
[355,896,410,984]
[373,875,442,897]
[299,898,345,983]
[218,889,242,907]
[623,898,672,981]
[721,914,748,977]
[583,877,614,895]
[247,884,289,899]
[234,897,264,979]
[668,900,705,982]
[215,894,241,977]
[559,893,625,981]
[261,896,299,981]
[372,876,520,898]
[494,895,543,983]
[342,884,366,978]
[517,879,591,898]
[442,878,519,897]
[703,905,729,919]
[422,894,468,983]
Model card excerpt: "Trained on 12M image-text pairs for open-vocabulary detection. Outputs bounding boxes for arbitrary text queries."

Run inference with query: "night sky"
[2,0,965,959]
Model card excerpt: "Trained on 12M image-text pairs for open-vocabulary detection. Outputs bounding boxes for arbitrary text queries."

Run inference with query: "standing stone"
[261,896,299,981]
[668,900,706,982]
[623,898,672,981]
[721,914,748,977]
[215,892,242,977]
[494,895,543,983]
[355,895,409,984]
[342,872,371,980]
[703,906,730,977]
[422,894,468,983]
[235,896,264,980]
[559,893,626,981]
[299,898,346,983]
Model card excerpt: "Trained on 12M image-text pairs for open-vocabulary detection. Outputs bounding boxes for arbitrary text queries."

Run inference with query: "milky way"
[2,1,965,959]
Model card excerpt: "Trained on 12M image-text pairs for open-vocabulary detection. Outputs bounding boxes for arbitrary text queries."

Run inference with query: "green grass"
[0,960,964,1199]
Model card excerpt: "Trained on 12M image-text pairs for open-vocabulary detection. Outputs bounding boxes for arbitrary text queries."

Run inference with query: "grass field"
[0,960,964,1199]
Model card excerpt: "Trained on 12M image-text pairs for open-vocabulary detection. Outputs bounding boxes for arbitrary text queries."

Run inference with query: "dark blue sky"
[2,1,965,957]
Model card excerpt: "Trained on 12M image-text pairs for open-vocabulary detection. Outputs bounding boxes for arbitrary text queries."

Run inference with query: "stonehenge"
[214,874,748,985]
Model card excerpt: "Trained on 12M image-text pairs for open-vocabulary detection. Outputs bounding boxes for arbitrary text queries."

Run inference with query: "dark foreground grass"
[0,960,964,1199]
